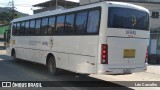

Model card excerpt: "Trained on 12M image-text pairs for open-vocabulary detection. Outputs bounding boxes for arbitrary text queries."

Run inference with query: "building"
[33,0,160,64]
[33,0,79,14]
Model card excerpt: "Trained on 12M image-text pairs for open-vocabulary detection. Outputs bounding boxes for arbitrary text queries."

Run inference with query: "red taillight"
[101,44,108,64]
[145,47,148,63]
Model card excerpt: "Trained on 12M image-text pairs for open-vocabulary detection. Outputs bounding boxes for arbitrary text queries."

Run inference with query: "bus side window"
[20,22,25,35]
[12,23,17,36]
[41,18,49,35]
[65,14,75,34]
[16,23,21,35]
[75,11,88,34]
[30,20,36,35]
[87,10,100,33]
[56,15,65,34]
[48,17,56,35]
[35,19,41,35]
[25,21,30,35]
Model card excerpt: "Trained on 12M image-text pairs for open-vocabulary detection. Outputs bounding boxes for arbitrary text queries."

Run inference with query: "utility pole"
[56,0,58,9]
[8,0,15,20]
[11,0,15,20]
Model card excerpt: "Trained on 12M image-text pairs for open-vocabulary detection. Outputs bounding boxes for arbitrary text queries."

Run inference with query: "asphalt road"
[0,52,133,90]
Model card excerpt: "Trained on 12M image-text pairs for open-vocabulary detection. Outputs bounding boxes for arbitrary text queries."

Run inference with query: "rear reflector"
[101,44,108,64]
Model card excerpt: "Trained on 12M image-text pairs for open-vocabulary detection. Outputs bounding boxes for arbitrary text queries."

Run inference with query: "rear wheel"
[47,56,57,75]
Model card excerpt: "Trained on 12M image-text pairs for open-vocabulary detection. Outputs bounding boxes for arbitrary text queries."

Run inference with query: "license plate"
[123,49,136,58]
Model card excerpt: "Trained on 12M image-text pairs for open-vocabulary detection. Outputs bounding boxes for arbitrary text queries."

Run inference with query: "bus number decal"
[29,41,41,45]
[42,42,48,46]
[126,30,136,35]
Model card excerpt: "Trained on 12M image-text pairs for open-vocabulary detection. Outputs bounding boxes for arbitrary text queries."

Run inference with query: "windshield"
[108,7,149,31]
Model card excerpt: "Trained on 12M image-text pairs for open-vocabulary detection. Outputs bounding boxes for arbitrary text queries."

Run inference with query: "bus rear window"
[108,7,149,31]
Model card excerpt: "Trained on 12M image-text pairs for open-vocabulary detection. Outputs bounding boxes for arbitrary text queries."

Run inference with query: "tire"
[47,56,57,75]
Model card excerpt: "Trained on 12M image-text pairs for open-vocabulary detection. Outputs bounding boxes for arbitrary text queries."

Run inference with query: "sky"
[0,0,79,15]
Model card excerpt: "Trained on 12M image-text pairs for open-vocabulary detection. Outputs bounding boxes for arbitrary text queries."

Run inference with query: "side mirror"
[3,31,6,42]
[8,30,11,40]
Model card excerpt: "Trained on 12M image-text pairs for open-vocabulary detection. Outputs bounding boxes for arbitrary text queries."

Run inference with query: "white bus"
[5,1,150,75]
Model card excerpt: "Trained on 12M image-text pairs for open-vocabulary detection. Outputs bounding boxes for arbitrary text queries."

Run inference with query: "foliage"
[0,11,21,25]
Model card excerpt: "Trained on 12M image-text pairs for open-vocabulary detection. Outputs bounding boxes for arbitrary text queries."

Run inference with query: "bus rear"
[98,2,150,74]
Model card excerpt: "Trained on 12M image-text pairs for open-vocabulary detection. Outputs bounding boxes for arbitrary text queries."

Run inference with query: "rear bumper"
[97,63,147,75]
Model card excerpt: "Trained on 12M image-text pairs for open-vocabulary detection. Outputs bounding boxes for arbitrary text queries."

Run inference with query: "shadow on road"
[0,55,134,90]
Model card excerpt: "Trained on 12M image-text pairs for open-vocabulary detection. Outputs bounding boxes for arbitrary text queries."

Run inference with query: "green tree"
[0,12,22,24]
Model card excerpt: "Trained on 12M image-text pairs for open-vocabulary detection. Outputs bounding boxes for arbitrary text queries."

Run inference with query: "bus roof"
[11,1,149,23]
[107,1,149,13]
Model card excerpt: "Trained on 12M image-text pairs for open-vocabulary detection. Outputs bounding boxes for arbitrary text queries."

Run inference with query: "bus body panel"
[69,54,96,74]
[107,37,148,68]
[52,36,99,73]
[106,28,149,69]
[96,2,149,74]
[10,36,99,74]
